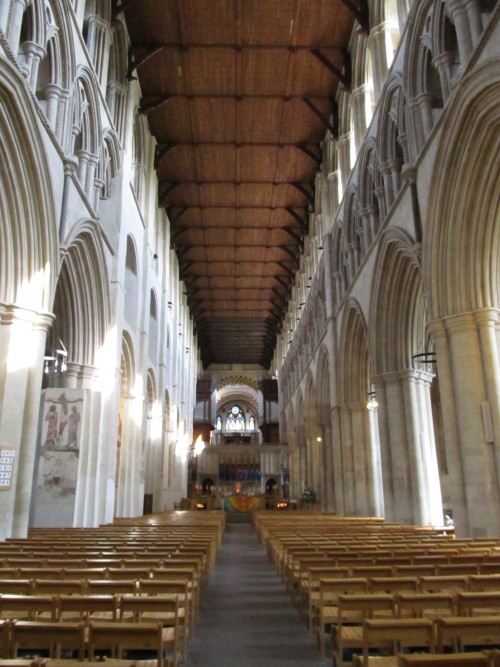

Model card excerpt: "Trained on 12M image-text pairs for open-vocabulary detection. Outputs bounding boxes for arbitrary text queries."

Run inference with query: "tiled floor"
[186,522,331,667]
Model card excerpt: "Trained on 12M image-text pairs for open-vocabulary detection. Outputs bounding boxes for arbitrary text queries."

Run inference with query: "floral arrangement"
[302,487,317,503]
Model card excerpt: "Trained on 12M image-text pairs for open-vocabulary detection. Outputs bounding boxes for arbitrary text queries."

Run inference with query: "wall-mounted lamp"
[366,392,378,411]
[316,436,322,443]
[153,253,158,260]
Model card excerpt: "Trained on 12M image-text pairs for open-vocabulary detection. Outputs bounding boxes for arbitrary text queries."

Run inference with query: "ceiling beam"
[126,42,346,52]
[285,207,309,231]
[290,182,315,206]
[149,140,321,148]
[160,179,312,186]
[168,205,307,210]
[296,143,322,167]
[127,44,165,80]
[310,48,351,91]
[339,0,370,35]
[282,226,304,244]
[155,142,177,167]
[112,0,138,19]
[302,98,338,137]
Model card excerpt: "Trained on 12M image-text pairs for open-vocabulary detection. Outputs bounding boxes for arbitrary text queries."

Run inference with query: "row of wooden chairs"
[342,615,500,667]
[0,618,178,667]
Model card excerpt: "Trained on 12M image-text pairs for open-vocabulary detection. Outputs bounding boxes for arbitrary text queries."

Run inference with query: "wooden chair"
[395,592,456,619]
[0,596,57,621]
[0,583,33,596]
[314,578,368,656]
[397,653,490,666]
[118,595,182,666]
[332,594,395,667]
[469,575,500,592]
[369,578,419,595]
[56,595,118,622]
[32,581,83,596]
[358,617,435,667]
[10,621,84,659]
[0,620,11,658]
[418,576,469,594]
[85,580,137,595]
[436,615,500,653]
[87,621,174,667]
[457,591,500,616]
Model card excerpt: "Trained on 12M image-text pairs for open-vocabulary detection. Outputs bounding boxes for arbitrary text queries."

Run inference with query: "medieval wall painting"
[33,389,85,527]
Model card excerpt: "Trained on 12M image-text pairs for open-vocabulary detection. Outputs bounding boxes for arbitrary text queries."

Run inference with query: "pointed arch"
[0,63,57,312]
[338,299,371,405]
[424,58,500,319]
[50,221,110,368]
[370,228,428,374]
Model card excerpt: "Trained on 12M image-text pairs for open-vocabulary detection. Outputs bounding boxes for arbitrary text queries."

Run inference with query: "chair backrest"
[11,620,85,659]
[457,591,500,616]
[0,594,57,621]
[396,592,456,618]
[34,580,84,595]
[86,579,137,595]
[363,617,434,661]
[56,595,118,622]
[397,652,489,666]
[87,621,165,667]
[436,615,500,652]
[0,580,33,595]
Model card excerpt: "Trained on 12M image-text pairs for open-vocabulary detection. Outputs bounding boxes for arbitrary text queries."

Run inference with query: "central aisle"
[186,522,331,667]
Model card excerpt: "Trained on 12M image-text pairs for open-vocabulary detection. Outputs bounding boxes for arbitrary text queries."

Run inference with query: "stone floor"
[185,522,331,667]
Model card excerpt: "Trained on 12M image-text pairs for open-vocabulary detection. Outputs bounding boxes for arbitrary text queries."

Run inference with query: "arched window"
[124,235,138,327]
[226,405,245,431]
[148,289,158,362]
[216,415,222,430]
[248,415,255,431]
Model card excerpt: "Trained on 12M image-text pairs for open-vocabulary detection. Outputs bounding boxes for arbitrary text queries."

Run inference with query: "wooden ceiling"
[121,0,358,368]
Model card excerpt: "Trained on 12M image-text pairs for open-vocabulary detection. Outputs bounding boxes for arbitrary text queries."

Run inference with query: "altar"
[222,496,264,512]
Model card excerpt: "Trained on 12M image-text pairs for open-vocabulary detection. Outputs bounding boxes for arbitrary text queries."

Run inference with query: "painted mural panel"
[33,389,85,526]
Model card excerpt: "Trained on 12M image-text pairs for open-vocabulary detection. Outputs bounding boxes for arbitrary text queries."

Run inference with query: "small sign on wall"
[0,449,15,489]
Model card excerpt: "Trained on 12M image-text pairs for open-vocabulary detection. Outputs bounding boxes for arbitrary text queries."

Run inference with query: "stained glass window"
[226,405,245,431]
[248,415,255,430]
[216,415,222,430]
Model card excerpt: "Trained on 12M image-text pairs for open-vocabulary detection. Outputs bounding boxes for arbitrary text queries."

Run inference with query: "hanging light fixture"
[43,340,67,375]
[412,352,437,376]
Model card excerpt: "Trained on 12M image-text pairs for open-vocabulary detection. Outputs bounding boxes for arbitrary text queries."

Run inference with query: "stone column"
[429,312,500,536]
[0,305,53,539]
[322,421,335,511]
[6,0,27,53]
[351,85,369,151]
[369,21,392,100]
[337,132,353,192]
[463,0,484,49]
[339,404,355,514]
[330,405,345,515]
[445,0,473,64]
[373,368,443,526]
[327,171,340,220]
